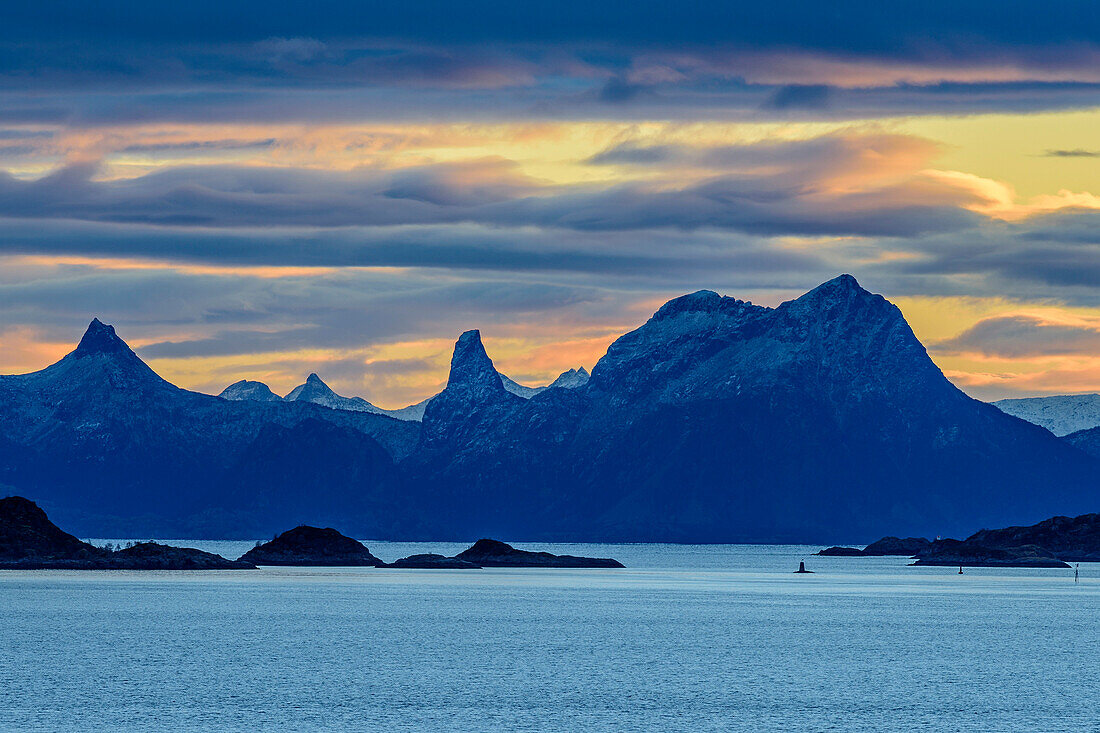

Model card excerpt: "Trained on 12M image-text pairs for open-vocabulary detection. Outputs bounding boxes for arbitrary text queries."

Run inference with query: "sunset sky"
[3,1,1100,405]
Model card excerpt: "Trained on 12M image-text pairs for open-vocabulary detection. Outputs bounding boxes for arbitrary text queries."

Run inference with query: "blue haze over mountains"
[1,275,1098,542]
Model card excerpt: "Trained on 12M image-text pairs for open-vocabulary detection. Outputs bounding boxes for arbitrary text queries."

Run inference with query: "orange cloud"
[945,361,1100,399]
[0,327,72,376]
[8,255,340,279]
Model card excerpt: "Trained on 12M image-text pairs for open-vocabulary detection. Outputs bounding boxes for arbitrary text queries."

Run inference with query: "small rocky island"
[454,538,625,567]
[108,542,255,570]
[383,539,625,569]
[817,536,932,557]
[239,526,384,566]
[0,496,253,570]
[0,495,615,571]
[384,553,481,569]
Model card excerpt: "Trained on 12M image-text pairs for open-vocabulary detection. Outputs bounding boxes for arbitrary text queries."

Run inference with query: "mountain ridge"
[217,360,590,421]
[2,275,1097,541]
[404,274,1099,542]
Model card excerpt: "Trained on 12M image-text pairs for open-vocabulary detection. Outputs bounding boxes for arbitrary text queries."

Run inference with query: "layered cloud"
[934,315,1100,358]
[0,133,990,238]
[2,5,1100,402]
[4,1,1100,124]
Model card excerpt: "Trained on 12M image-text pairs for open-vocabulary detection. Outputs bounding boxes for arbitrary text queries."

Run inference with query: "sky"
[2,1,1100,405]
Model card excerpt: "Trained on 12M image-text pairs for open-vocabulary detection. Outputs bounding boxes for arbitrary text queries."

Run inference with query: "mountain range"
[219,366,590,421]
[1,275,1097,542]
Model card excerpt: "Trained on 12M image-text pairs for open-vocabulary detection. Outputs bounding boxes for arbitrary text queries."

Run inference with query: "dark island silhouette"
[0,497,253,570]
[241,526,385,566]
[817,514,1100,568]
[912,540,1068,568]
[912,513,1100,568]
[0,497,624,570]
[238,527,624,568]
[454,538,624,568]
[817,537,932,557]
[384,554,482,569]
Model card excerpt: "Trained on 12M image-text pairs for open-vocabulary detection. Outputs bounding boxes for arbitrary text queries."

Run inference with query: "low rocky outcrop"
[0,496,253,570]
[239,526,384,566]
[912,539,1069,568]
[817,536,931,557]
[110,542,254,570]
[817,546,864,556]
[454,538,624,567]
[863,536,932,555]
[384,553,481,569]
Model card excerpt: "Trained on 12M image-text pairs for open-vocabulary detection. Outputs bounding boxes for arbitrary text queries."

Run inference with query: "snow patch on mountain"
[548,367,589,389]
[219,380,282,402]
[994,394,1100,436]
[500,374,544,398]
[284,373,383,414]
[383,397,433,422]
[502,367,590,398]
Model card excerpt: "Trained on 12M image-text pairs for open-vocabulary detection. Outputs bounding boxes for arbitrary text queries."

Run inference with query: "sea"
[2,541,1098,732]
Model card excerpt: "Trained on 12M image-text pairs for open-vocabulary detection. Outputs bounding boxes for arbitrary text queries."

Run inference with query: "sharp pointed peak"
[447,329,504,392]
[548,365,591,389]
[456,329,483,346]
[74,318,132,357]
[789,274,882,308]
[285,372,338,401]
[777,274,902,329]
[817,273,863,292]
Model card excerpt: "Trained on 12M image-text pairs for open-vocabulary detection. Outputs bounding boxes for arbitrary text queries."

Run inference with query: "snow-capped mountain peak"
[284,373,381,413]
[219,380,282,402]
[13,318,174,394]
[548,367,590,390]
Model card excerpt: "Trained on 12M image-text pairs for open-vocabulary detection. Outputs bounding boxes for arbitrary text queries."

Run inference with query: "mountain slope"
[993,394,1100,436]
[1065,425,1100,460]
[382,397,433,422]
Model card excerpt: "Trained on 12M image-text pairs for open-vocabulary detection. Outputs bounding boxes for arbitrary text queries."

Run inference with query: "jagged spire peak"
[74,318,131,357]
[447,329,504,391]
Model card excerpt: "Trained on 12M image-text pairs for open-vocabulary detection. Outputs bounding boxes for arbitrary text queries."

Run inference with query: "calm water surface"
[3,542,1099,731]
